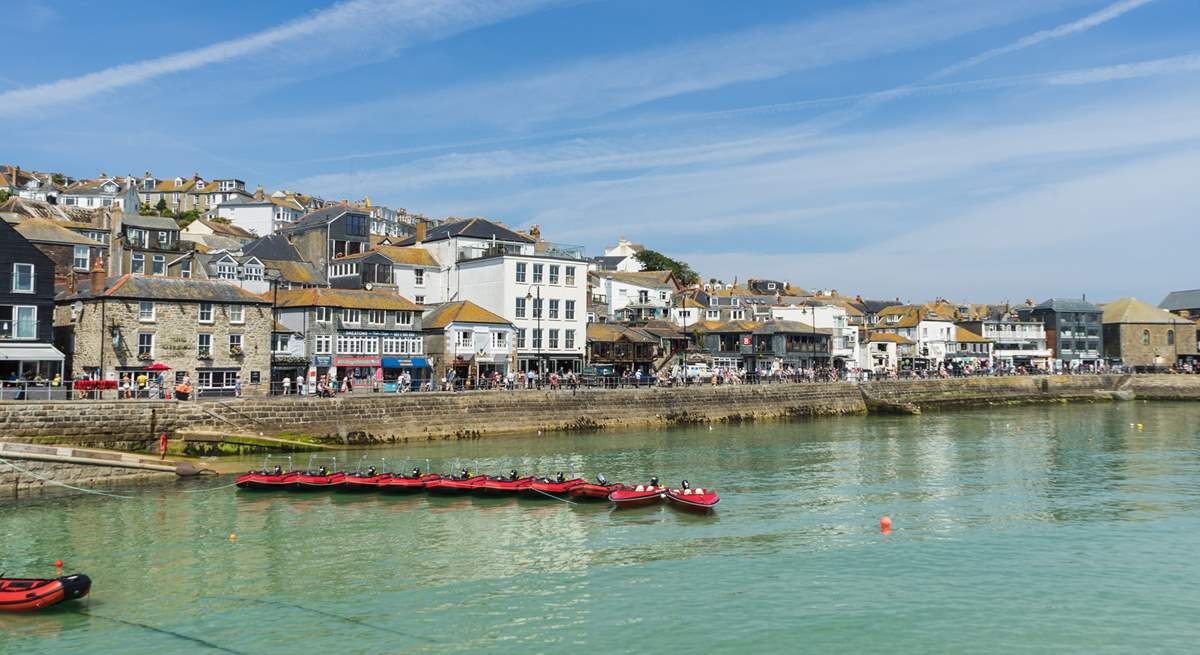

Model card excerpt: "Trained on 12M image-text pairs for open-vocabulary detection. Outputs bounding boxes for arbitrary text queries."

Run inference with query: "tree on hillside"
[635,249,699,286]
[174,209,201,229]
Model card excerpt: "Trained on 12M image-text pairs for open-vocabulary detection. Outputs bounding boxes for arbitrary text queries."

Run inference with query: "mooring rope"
[528,486,578,504]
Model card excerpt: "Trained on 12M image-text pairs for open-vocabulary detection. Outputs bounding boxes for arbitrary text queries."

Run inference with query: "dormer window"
[886,315,899,324]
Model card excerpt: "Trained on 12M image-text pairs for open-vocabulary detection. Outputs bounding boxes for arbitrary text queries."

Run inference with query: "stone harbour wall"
[0,375,1198,450]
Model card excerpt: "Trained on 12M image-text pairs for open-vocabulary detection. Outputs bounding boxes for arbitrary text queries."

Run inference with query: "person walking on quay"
[234,374,242,398]
[120,374,130,399]
[282,375,291,395]
[136,371,148,398]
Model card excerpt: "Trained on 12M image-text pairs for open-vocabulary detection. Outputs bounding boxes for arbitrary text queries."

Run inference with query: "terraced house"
[272,287,425,390]
[55,274,272,396]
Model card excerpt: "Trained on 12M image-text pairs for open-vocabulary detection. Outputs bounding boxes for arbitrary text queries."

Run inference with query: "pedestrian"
[234,375,242,398]
[282,375,291,395]
[159,431,168,461]
[136,371,148,397]
[120,374,131,399]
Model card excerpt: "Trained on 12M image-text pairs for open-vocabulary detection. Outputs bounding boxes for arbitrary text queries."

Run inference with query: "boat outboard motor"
[650,476,659,487]
[597,474,608,485]
[556,472,566,483]
[411,467,420,478]
[460,468,469,479]
[681,480,690,490]
[273,465,282,475]
[367,466,377,476]
[318,466,328,476]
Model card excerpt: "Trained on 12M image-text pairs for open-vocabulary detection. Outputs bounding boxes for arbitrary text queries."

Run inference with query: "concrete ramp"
[0,441,202,476]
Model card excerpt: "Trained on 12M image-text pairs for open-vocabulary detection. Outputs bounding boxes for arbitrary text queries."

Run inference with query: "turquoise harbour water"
[3,403,1200,654]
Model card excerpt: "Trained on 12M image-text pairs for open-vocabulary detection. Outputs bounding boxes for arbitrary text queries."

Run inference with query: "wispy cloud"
[273,0,1081,133]
[0,0,559,117]
[933,0,1157,79]
[1047,52,1200,84]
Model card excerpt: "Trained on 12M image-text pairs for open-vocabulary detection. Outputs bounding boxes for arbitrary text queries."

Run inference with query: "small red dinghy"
[236,456,292,490]
[425,469,487,495]
[568,476,628,501]
[379,466,441,493]
[340,459,391,492]
[0,574,91,612]
[521,473,585,498]
[665,481,719,512]
[609,478,666,508]
[476,471,534,496]
[236,470,289,490]
[287,456,344,491]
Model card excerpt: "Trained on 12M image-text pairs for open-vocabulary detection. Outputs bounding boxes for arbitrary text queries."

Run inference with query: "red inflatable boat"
[0,574,91,612]
[287,469,345,491]
[665,482,719,512]
[609,479,666,508]
[341,471,392,492]
[476,473,534,495]
[235,469,290,490]
[521,475,585,498]
[379,472,441,493]
[426,471,487,495]
[568,480,628,501]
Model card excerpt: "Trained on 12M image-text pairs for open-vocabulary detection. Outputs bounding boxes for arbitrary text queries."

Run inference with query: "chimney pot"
[89,255,106,295]
[415,222,426,244]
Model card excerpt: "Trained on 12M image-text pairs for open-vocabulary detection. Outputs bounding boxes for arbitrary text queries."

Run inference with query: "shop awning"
[0,343,65,361]
[382,357,429,368]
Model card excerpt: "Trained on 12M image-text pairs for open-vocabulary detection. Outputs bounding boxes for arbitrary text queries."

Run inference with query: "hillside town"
[1,164,1198,399]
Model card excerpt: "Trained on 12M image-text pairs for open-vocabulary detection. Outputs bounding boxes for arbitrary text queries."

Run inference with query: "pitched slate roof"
[421,301,511,329]
[339,245,439,267]
[1102,298,1195,324]
[279,205,369,233]
[121,215,179,231]
[59,275,270,304]
[393,217,534,246]
[0,196,108,224]
[587,323,657,343]
[1034,298,1102,313]
[864,332,914,344]
[262,259,325,286]
[13,218,103,246]
[1159,289,1200,311]
[273,288,420,311]
[598,270,678,290]
[242,234,303,261]
[954,327,990,343]
[194,218,254,239]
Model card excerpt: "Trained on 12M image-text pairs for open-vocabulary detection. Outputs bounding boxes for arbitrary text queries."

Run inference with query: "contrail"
[933,0,1157,79]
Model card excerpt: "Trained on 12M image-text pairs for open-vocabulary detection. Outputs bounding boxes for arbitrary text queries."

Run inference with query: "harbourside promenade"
[1,374,1198,453]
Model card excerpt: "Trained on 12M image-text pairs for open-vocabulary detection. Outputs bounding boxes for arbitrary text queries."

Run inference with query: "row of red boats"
[235,457,719,512]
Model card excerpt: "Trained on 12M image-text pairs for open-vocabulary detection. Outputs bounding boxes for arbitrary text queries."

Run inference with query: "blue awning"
[382,357,429,368]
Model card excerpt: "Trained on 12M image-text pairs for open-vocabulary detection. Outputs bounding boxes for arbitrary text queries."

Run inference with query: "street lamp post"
[526,284,543,376]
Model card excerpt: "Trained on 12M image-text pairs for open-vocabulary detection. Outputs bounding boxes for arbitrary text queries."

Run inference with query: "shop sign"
[313,355,333,367]
[334,356,381,367]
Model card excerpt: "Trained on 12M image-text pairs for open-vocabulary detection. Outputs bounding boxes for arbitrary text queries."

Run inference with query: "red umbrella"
[144,363,172,371]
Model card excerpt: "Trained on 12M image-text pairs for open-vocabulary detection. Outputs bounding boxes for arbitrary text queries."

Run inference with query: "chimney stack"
[67,270,77,294]
[89,255,106,295]
[415,222,426,244]
[254,185,264,201]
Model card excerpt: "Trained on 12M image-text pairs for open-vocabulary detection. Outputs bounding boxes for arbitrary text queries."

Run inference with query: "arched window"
[1142,329,1150,345]
[1167,330,1175,345]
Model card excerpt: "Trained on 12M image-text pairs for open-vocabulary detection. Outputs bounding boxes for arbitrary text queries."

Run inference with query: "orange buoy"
[55,559,63,569]
[880,515,893,533]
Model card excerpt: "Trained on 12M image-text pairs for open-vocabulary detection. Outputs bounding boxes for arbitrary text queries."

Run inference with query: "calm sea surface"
[3,403,1199,654]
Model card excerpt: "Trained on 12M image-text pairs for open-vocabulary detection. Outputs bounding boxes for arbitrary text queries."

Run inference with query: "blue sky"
[4,0,1199,302]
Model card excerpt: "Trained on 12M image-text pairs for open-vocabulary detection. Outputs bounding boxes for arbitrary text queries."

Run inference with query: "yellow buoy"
[229,533,237,541]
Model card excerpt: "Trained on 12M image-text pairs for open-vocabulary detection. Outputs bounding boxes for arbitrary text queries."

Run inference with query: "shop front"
[381,356,430,391]
[333,355,381,388]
